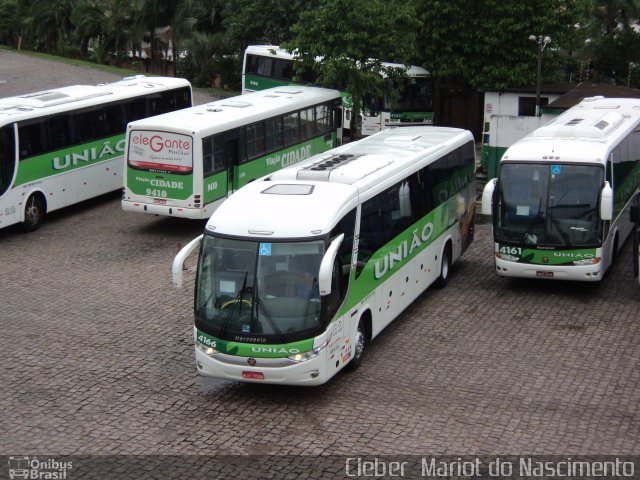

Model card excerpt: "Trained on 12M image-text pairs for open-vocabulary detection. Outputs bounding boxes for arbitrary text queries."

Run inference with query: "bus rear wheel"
[22,194,45,232]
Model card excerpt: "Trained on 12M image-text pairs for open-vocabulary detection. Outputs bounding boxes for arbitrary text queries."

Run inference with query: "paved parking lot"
[1,50,639,478]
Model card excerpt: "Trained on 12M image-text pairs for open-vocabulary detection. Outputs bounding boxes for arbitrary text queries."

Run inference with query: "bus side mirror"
[318,233,344,296]
[172,234,203,288]
[600,181,613,221]
[481,178,497,215]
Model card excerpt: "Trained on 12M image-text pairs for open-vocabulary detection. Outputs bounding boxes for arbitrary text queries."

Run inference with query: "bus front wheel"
[22,194,46,232]
[346,320,366,371]
[435,244,451,288]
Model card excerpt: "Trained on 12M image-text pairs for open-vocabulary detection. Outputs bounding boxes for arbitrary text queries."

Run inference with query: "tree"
[71,0,107,59]
[221,0,315,49]
[583,0,640,86]
[284,0,419,139]
[28,0,75,53]
[411,0,590,122]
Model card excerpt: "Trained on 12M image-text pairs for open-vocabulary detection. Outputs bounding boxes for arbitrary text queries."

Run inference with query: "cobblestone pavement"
[1,50,640,477]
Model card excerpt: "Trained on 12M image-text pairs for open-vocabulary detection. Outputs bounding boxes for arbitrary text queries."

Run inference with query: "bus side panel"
[67,157,123,204]
[323,315,352,380]
[0,189,22,229]
[238,135,337,189]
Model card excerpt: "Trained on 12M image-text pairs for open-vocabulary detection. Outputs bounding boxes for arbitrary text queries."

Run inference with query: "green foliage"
[283,0,419,137]
[5,0,640,96]
[414,0,588,91]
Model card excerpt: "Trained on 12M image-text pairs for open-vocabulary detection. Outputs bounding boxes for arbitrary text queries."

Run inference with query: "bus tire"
[22,194,46,232]
[435,244,451,289]
[346,320,366,371]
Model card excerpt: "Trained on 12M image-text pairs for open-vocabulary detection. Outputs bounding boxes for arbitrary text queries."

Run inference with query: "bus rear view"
[482,97,640,281]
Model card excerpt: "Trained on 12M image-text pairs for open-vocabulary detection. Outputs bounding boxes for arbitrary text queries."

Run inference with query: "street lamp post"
[529,35,551,117]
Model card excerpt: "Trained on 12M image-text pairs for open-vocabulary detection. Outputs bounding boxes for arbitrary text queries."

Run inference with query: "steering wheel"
[221,298,252,309]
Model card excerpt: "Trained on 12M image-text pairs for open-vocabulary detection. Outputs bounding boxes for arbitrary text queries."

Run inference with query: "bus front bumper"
[194,347,330,386]
[495,257,603,281]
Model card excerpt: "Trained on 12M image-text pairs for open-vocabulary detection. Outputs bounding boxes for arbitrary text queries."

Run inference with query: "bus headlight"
[196,342,219,357]
[288,342,327,363]
[496,252,519,262]
[573,257,601,266]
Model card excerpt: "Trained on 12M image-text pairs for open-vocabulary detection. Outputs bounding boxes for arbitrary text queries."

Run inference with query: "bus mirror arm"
[481,178,497,216]
[318,234,344,296]
[172,234,203,288]
[600,181,614,221]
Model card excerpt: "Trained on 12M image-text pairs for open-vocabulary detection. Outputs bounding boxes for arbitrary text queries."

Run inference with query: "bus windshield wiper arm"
[253,280,286,342]
[219,271,248,337]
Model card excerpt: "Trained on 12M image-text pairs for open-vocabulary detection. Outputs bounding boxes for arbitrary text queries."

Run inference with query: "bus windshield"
[385,76,432,112]
[495,163,604,247]
[196,235,325,342]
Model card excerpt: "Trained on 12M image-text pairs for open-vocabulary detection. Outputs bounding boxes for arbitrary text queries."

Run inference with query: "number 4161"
[499,246,522,255]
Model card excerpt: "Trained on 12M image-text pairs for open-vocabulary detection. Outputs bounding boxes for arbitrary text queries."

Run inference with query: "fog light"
[196,360,203,369]
[310,370,319,378]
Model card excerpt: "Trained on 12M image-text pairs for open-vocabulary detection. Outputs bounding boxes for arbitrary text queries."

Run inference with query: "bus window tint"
[299,108,314,139]
[283,112,300,146]
[246,122,266,160]
[266,117,283,151]
[104,104,127,136]
[46,114,71,151]
[74,107,105,142]
[273,59,294,81]
[202,136,227,177]
[315,105,332,135]
[18,120,46,158]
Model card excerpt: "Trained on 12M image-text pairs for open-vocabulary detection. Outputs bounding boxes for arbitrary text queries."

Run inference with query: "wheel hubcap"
[354,328,364,359]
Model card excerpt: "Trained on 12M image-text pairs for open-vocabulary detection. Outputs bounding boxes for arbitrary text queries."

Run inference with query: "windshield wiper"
[254,280,286,342]
[219,271,248,337]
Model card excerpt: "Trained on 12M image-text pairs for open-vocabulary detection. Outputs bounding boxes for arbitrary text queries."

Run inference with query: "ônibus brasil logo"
[8,456,73,479]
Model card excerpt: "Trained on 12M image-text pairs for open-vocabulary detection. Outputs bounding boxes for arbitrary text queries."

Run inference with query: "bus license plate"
[242,371,264,380]
[153,198,166,205]
[536,271,554,278]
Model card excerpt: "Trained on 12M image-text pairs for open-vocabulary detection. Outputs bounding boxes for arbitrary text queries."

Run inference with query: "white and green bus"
[0,75,192,231]
[242,45,433,136]
[481,96,640,281]
[173,126,476,385]
[122,86,342,219]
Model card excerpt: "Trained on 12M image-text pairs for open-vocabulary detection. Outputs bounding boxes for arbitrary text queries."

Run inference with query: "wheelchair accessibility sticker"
[259,243,272,256]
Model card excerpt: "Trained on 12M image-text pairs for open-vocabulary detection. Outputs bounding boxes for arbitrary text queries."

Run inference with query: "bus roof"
[127,86,341,134]
[206,126,473,238]
[244,45,430,77]
[0,75,190,123]
[502,97,640,164]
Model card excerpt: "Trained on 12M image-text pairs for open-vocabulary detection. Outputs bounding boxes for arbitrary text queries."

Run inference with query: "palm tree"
[71,0,107,59]
[29,0,75,52]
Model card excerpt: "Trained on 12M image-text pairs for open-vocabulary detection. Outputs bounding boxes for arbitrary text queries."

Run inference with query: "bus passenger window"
[266,117,283,151]
[283,112,300,146]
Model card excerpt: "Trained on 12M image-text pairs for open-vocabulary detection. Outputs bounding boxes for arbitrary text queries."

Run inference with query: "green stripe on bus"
[196,328,315,358]
[496,244,598,265]
[14,134,126,186]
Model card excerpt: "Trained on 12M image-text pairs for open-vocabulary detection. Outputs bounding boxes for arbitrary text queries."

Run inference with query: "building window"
[519,96,549,116]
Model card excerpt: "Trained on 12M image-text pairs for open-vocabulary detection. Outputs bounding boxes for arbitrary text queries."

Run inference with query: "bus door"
[631,193,640,283]
[221,132,239,196]
[0,124,19,224]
